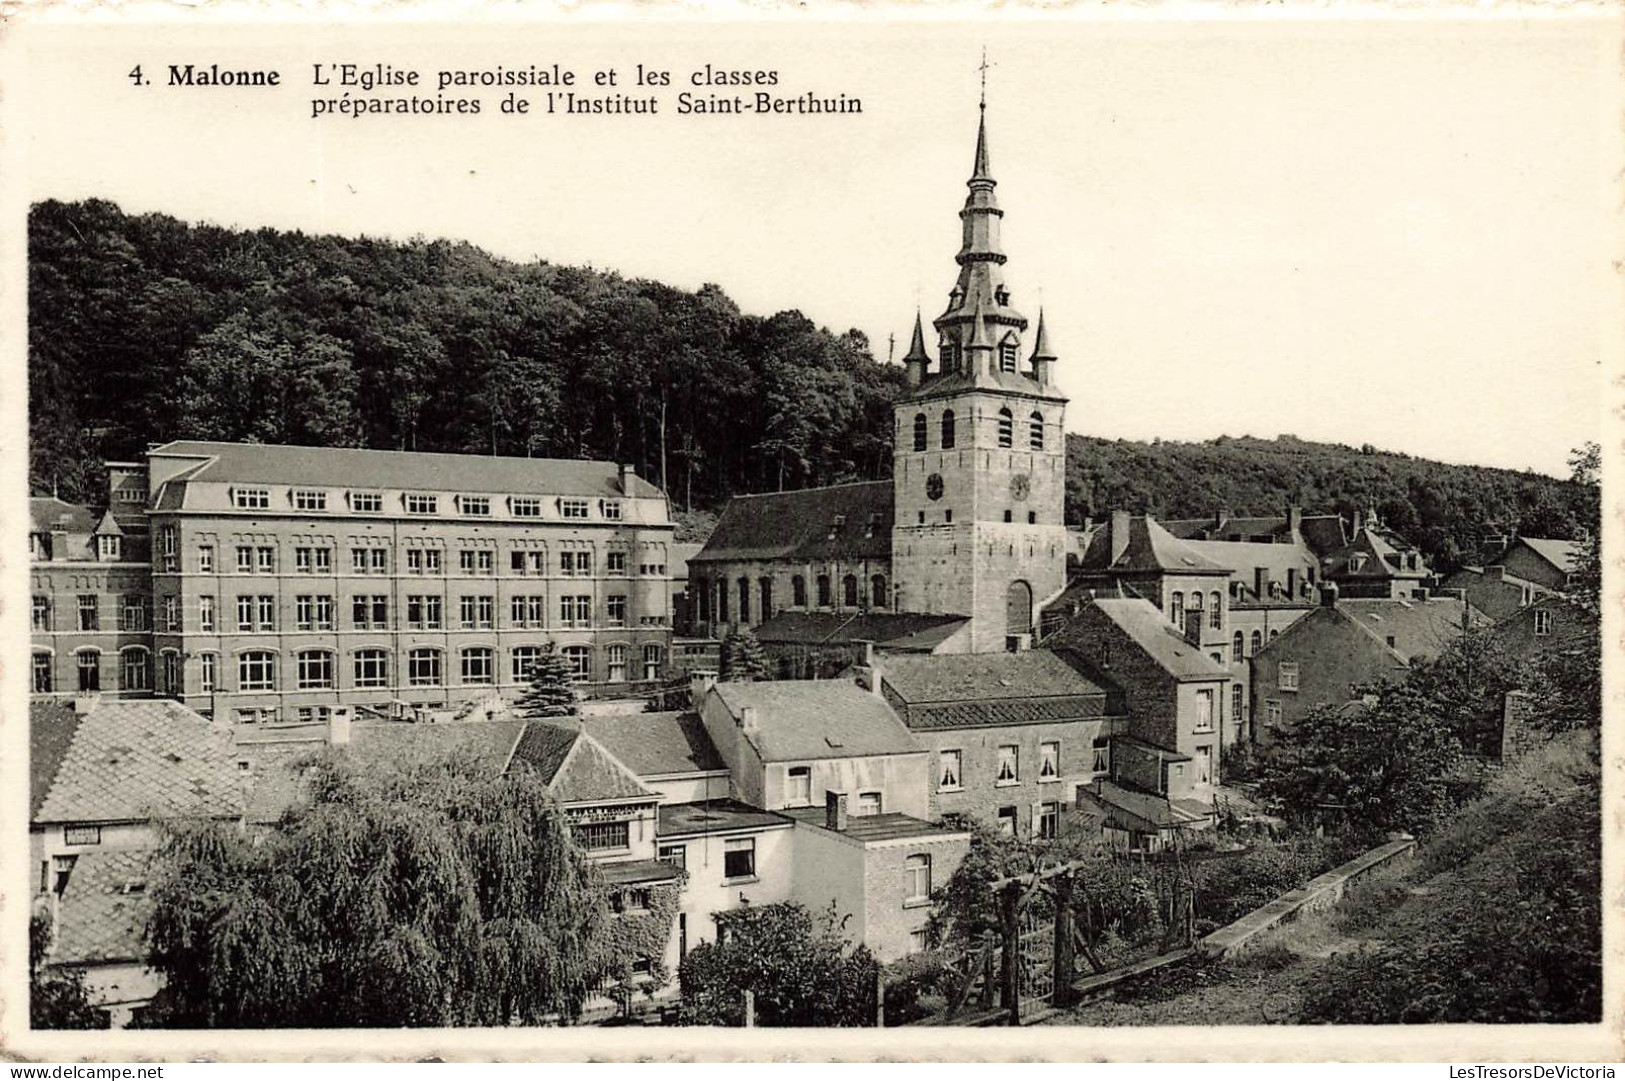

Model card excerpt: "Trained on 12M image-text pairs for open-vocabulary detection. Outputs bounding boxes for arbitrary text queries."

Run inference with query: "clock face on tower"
[1010,474,1031,502]
[926,473,944,501]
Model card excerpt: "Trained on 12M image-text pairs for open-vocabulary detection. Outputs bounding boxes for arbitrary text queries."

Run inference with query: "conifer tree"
[513,643,580,718]
[719,626,769,682]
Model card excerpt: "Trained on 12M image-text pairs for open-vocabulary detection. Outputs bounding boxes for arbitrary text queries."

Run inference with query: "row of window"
[176,544,656,578]
[910,409,1046,452]
[188,592,657,632]
[231,488,625,522]
[31,595,151,633]
[698,572,887,625]
[1169,590,1225,632]
[935,739,1111,793]
[31,649,152,694]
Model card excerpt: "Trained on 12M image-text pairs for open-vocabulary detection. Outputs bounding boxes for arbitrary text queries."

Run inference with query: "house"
[1320,512,1432,599]
[753,610,972,679]
[1487,536,1583,594]
[1438,565,1540,621]
[1490,593,1596,661]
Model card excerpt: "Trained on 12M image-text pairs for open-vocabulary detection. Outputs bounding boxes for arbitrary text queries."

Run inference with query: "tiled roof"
[670,542,706,581]
[878,650,1111,704]
[1255,605,1408,666]
[1075,516,1230,576]
[658,799,794,838]
[781,807,970,843]
[351,719,528,772]
[1089,598,1231,682]
[905,696,1120,731]
[52,850,155,965]
[1180,539,1317,586]
[713,680,920,761]
[1326,528,1428,580]
[510,723,655,805]
[753,611,968,648]
[147,440,664,499]
[34,700,246,825]
[29,497,99,535]
[580,712,725,777]
[510,723,579,783]
[753,612,862,645]
[30,701,84,820]
[1514,537,1582,575]
[690,481,893,563]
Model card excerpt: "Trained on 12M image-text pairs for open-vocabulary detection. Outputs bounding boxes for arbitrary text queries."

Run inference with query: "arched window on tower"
[1029,412,1045,450]
[997,335,1019,373]
[792,575,807,608]
[817,575,832,608]
[941,410,956,450]
[912,413,927,452]
[871,574,888,608]
[842,574,859,608]
[997,408,1013,448]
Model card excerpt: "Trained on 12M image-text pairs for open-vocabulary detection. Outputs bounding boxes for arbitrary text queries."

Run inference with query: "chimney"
[328,706,352,745]
[1319,581,1340,608]
[49,528,69,562]
[619,463,636,493]
[1287,505,1303,534]
[1110,511,1131,566]
[825,790,849,832]
[1253,567,1267,600]
[852,639,883,696]
[1183,611,1203,646]
[739,706,760,736]
[72,692,101,716]
[689,671,717,704]
[1214,508,1230,530]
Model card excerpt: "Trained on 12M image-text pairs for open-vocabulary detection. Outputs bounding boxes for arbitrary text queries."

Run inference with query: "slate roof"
[34,700,246,826]
[1075,516,1230,576]
[658,799,795,838]
[1089,598,1231,682]
[782,807,970,843]
[509,723,656,805]
[1158,512,1348,558]
[1326,527,1429,581]
[1180,539,1317,589]
[30,701,84,820]
[690,481,893,563]
[878,650,1111,705]
[712,680,920,761]
[147,439,664,499]
[1082,780,1212,833]
[753,611,968,649]
[1337,597,1486,663]
[580,712,725,777]
[1512,537,1582,575]
[29,497,99,535]
[905,364,1067,404]
[52,850,155,966]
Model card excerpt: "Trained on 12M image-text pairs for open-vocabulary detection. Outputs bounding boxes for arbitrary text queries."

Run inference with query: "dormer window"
[458,495,491,516]
[96,535,121,561]
[560,499,589,520]
[349,491,383,513]
[233,488,269,510]
[293,490,327,512]
[29,533,45,560]
[405,494,438,515]
[599,500,622,521]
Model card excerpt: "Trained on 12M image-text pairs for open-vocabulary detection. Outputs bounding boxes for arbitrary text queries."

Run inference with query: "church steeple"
[1030,307,1058,388]
[970,105,994,185]
[903,310,930,386]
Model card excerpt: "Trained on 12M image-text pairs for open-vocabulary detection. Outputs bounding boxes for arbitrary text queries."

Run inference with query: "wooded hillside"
[29,200,1595,568]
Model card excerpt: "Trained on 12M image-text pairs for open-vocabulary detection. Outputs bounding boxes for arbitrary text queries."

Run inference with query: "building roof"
[599,859,685,887]
[30,701,84,820]
[1511,537,1582,575]
[28,497,99,535]
[1254,604,1409,668]
[1075,515,1231,577]
[146,440,664,499]
[51,850,155,966]
[1159,511,1349,558]
[782,807,970,844]
[878,650,1111,705]
[1337,597,1488,663]
[1083,780,1212,833]
[580,712,725,777]
[712,680,920,761]
[33,700,246,826]
[1088,598,1230,682]
[658,799,794,838]
[752,611,968,649]
[690,480,894,564]
[1326,527,1428,581]
[509,723,656,805]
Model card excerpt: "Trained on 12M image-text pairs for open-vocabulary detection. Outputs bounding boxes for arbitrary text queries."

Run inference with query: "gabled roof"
[52,850,155,965]
[1087,598,1230,682]
[1255,603,1408,667]
[1325,527,1428,580]
[878,649,1111,705]
[1075,515,1230,576]
[1511,537,1582,575]
[29,497,99,535]
[1337,597,1487,663]
[691,480,893,563]
[510,723,656,804]
[712,680,920,761]
[34,700,246,826]
[1082,780,1212,833]
[30,701,84,820]
[146,440,664,499]
[1180,538,1318,586]
[90,510,125,537]
[580,712,725,777]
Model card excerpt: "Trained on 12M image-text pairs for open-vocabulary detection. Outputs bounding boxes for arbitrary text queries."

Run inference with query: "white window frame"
[293,490,327,512]
[234,488,270,510]
[405,493,439,515]
[938,749,963,791]
[786,765,812,807]
[996,744,1020,786]
[904,853,931,904]
[238,650,276,692]
[1039,741,1061,782]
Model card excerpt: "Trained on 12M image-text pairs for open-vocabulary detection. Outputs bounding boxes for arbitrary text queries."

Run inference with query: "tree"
[718,626,769,682]
[513,643,580,718]
[29,910,106,1030]
[677,902,878,1026]
[142,734,609,1027]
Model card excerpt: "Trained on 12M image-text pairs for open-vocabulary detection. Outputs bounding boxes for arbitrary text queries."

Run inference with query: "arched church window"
[941,410,956,450]
[1029,412,1045,450]
[871,574,888,609]
[913,413,927,452]
[998,336,1018,373]
[817,575,832,608]
[842,575,859,608]
[997,408,1013,448]
[792,575,807,608]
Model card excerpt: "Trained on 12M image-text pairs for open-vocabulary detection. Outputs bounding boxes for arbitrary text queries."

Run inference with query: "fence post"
[980,933,995,1009]
[875,970,885,1028]
[1000,883,1021,1026]
[1052,870,1076,1008]
[743,988,755,1028]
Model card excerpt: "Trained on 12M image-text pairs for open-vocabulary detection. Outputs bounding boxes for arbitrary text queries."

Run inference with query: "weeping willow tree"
[142,735,610,1027]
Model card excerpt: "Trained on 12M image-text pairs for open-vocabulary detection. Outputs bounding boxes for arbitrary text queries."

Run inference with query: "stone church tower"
[890,102,1069,653]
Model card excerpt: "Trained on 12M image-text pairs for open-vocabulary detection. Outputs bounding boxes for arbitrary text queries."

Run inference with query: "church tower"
[891,98,1069,653]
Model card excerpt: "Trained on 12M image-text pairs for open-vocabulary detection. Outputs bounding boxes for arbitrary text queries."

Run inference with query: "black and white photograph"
[3,8,1617,1062]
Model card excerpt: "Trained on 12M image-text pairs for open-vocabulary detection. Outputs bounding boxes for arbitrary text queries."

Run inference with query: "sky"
[11,14,1615,477]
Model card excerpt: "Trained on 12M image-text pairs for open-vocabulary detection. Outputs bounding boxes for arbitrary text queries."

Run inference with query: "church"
[688,101,1068,656]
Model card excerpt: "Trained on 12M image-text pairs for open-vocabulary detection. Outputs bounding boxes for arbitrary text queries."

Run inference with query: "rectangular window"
[996,744,1019,785]
[1265,699,1283,728]
[77,595,98,632]
[511,646,542,682]
[1092,737,1110,774]
[162,651,179,694]
[97,535,122,561]
[1194,689,1216,731]
[234,488,269,510]
[607,644,627,682]
[199,653,216,693]
[1039,741,1061,782]
[238,651,276,692]
[236,546,254,574]
[350,491,383,513]
[354,649,388,688]
[459,595,494,630]
[297,651,335,690]
[1038,801,1060,840]
[562,646,592,682]
[997,806,1017,836]
[296,595,314,630]
[33,653,52,694]
[256,595,276,631]
[856,791,882,816]
[408,595,443,630]
[64,825,102,847]
[408,649,442,686]
[606,595,627,627]
[120,595,147,632]
[236,595,254,632]
[786,765,812,806]
[293,490,327,511]
[461,648,494,685]
[32,595,49,631]
[1232,683,1244,726]
[574,820,631,852]
[163,596,179,632]
[600,500,622,521]
[1535,609,1553,636]
[352,547,387,574]
[561,595,591,628]
[456,550,494,576]
[459,495,491,516]
[77,652,100,692]
[561,498,589,520]
[117,651,145,693]
[159,525,177,570]
[723,837,756,880]
[938,749,963,791]
[607,552,627,574]
[642,643,663,681]
[405,494,438,515]
[1278,663,1300,692]
[198,545,214,573]
[905,854,931,903]
[256,547,275,574]
[511,595,545,629]
[510,497,542,518]
[658,843,686,872]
